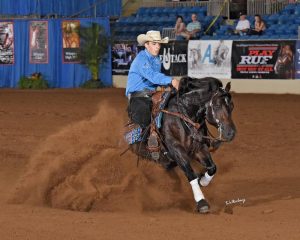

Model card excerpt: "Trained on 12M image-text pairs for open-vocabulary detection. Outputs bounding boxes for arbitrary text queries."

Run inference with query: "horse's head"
[205,82,236,141]
[178,77,236,142]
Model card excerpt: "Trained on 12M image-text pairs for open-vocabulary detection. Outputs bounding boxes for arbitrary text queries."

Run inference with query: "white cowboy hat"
[137,30,169,46]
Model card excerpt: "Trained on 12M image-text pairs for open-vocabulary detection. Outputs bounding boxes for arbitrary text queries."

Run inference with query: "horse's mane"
[178,77,223,104]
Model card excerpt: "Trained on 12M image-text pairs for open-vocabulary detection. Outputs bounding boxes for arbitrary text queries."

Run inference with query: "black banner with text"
[112,41,188,76]
[159,41,187,76]
[112,42,138,75]
[232,41,296,79]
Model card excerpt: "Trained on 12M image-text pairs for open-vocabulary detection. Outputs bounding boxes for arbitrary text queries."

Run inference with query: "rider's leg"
[147,90,175,160]
[128,96,152,129]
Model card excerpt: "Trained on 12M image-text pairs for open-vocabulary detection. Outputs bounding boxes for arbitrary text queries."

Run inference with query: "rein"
[161,108,225,152]
[161,109,201,130]
[161,108,227,142]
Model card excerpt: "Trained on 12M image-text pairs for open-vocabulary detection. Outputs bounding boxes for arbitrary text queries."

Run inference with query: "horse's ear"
[225,82,231,92]
[178,77,189,95]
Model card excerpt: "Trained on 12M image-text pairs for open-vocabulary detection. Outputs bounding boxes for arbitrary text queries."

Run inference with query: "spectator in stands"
[174,15,189,40]
[234,11,250,36]
[249,14,266,35]
[186,13,201,39]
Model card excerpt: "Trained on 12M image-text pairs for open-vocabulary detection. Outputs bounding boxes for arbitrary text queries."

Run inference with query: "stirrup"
[147,134,160,161]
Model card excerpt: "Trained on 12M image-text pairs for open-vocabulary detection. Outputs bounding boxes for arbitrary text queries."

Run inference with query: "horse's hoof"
[196,199,210,214]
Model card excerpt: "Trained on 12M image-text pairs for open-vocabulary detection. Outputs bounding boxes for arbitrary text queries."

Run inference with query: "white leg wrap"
[190,178,204,202]
[199,172,214,187]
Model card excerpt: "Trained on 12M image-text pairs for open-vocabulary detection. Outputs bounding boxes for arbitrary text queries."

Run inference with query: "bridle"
[203,90,231,143]
[161,88,231,148]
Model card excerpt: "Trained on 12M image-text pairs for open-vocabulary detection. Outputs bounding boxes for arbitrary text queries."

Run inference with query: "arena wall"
[0,18,112,88]
[113,75,300,95]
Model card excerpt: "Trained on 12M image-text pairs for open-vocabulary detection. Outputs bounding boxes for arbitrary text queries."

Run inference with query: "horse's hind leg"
[170,146,210,213]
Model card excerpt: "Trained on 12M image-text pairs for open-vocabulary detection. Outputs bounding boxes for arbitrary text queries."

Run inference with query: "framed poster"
[0,22,14,65]
[29,21,49,64]
[62,20,80,63]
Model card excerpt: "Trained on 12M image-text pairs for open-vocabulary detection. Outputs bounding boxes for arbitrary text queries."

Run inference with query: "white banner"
[188,40,232,78]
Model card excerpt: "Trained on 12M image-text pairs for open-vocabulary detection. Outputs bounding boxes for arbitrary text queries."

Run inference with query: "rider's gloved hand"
[171,79,180,90]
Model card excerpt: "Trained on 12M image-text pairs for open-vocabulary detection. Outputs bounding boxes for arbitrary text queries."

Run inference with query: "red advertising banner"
[29,21,49,64]
[62,20,80,63]
[0,22,14,65]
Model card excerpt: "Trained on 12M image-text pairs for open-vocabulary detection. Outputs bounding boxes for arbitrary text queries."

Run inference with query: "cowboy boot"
[147,129,160,161]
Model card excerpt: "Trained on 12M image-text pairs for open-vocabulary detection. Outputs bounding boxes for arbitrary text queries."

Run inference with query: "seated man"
[186,13,201,39]
[126,30,179,159]
[234,12,250,36]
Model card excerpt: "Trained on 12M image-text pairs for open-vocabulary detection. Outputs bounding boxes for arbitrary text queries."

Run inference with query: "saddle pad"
[124,126,142,144]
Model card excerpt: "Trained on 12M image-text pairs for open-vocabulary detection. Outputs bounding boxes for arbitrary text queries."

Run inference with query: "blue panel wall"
[0,17,112,88]
[0,0,121,17]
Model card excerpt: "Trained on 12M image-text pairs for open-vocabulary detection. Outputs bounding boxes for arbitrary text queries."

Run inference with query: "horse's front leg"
[169,143,210,213]
[194,147,217,187]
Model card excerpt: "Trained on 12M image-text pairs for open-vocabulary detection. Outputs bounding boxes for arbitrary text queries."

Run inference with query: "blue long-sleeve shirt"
[125,49,172,96]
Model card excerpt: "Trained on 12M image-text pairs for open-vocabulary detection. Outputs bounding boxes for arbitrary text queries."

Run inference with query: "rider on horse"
[126,30,180,159]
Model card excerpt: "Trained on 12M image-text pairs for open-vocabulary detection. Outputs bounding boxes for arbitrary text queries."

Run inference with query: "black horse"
[130,77,236,213]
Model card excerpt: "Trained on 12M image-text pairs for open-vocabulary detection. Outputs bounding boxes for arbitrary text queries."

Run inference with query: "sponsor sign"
[112,42,138,75]
[295,40,300,79]
[159,41,187,76]
[232,41,296,79]
[188,40,232,78]
[115,41,187,76]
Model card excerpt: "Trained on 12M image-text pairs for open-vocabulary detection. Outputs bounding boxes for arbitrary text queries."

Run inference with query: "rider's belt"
[128,90,153,100]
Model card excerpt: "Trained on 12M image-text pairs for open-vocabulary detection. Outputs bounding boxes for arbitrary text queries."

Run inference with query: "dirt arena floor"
[0,88,299,240]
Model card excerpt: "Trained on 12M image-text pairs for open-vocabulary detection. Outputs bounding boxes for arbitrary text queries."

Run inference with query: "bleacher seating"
[112,3,300,41]
[208,3,300,40]
[112,6,210,41]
